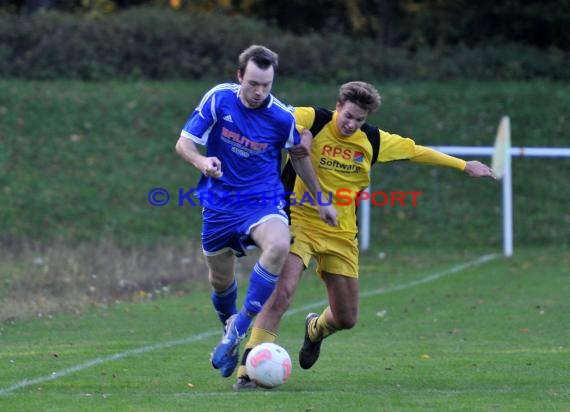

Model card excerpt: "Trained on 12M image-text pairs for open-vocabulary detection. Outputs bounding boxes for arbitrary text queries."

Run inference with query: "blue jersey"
[181,83,300,211]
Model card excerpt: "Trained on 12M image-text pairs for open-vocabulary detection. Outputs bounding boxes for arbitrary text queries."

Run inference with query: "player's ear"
[237,69,243,84]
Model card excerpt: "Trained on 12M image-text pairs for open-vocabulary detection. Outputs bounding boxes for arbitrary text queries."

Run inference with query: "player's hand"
[464,160,496,179]
[289,128,312,159]
[318,204,338,227]
[200,157,223,178]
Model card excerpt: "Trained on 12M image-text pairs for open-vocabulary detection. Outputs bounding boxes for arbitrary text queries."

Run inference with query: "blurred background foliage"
[0,1,568,81]
[2,0,569,50]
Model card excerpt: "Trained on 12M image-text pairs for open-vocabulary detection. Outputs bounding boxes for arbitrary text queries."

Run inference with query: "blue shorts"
[201,205,289,257]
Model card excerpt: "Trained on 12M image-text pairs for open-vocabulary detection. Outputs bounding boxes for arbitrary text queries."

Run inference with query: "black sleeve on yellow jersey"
[282,106,334,221]
[310,107,333,136]
[283,106,328,193]
[361,123,380,166]
[281,159,296,222]
[283,106,333,190]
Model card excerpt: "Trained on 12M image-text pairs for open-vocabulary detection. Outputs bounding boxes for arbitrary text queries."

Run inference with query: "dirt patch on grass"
[0,238,259,323]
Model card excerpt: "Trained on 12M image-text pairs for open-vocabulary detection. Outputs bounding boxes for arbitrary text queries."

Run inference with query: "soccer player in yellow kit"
[233,81,496,389]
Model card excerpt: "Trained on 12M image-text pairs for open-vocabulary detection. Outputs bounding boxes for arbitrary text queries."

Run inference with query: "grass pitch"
[1,246,568,411]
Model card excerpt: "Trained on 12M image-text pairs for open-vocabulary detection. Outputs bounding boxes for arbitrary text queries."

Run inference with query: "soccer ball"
[245,342,292,388]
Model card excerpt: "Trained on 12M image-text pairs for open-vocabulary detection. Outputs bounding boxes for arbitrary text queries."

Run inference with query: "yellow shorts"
[290,224,359,278]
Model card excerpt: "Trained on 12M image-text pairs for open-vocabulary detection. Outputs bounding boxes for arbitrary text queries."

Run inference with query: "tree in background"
[0,0,567,50]
[398,0,570,50]
[220,0,570,50]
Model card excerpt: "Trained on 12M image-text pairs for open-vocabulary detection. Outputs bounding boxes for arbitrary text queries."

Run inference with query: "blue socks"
[211,278,238,326]
[234,262,278,336]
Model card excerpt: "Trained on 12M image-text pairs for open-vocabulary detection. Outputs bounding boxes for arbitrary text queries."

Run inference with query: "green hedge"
[0,7,568,82]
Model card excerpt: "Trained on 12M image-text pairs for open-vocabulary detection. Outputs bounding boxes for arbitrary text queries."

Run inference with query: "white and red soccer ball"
[245,342,292,388]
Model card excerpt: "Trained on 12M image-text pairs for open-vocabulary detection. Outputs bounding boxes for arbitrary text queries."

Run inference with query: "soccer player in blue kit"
[175,45,338,378]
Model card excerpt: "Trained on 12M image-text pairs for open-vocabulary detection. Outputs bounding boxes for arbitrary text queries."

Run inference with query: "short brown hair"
[338,81,381,112]
[238,45,279,77]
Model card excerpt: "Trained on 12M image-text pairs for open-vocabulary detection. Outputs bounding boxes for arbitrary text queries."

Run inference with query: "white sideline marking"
[0,332,219,396]
[0,253,497,396]
[360,253,498,299]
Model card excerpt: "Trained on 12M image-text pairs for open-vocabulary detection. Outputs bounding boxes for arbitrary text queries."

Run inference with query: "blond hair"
[338,81,381,112]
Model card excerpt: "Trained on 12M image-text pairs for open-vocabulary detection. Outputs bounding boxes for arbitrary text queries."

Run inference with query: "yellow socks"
[237,327,277,378]
[308,308,338,342]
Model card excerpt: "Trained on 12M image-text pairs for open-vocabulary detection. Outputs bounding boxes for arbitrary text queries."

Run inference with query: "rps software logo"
[318,145,365,173]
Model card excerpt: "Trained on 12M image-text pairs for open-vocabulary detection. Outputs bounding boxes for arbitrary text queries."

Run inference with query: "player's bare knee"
[270,237,291,256]
[208,272,233,292]
[261,238,290,267]
[338,319,357,330]
[336,313,358,330]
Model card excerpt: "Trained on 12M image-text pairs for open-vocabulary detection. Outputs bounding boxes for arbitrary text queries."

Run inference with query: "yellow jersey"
[284,106,466,237]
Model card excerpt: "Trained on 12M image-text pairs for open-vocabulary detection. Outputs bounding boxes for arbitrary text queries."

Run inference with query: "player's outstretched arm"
[464,160,496,179]
[175,136,223,178]
[406,144,496,181]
